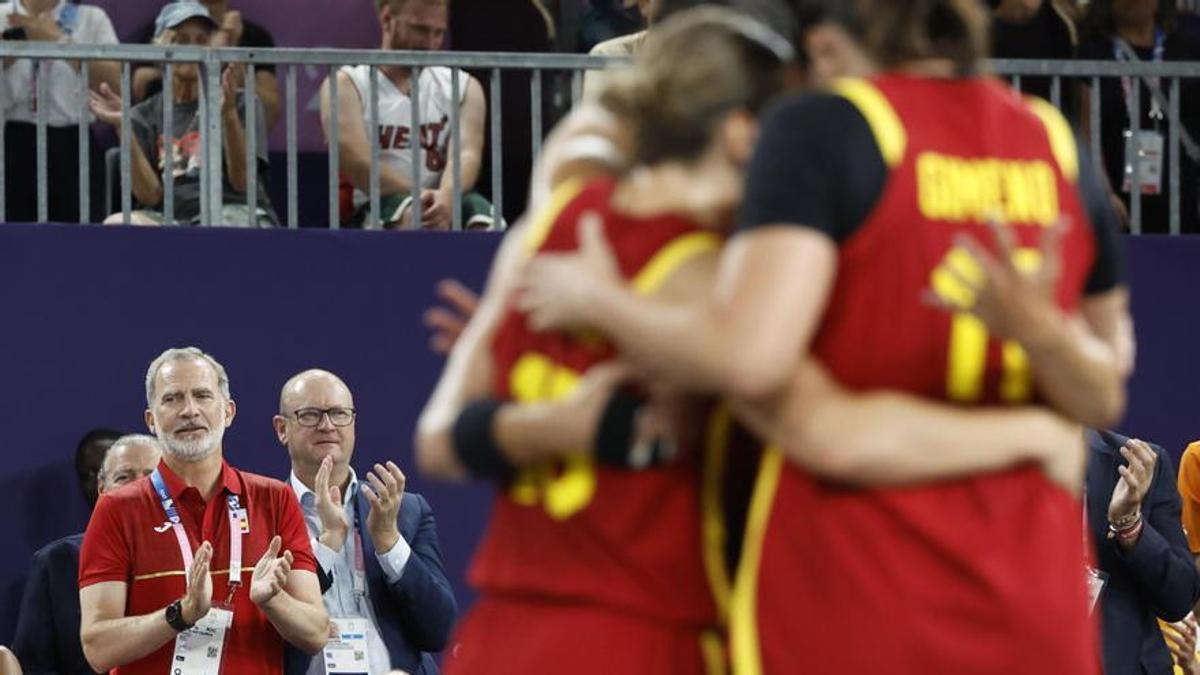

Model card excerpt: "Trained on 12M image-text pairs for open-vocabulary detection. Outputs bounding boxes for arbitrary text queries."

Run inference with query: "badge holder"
[323,508,371,674]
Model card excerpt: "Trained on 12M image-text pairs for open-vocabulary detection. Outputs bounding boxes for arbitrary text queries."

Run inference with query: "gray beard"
[158,425,223,462]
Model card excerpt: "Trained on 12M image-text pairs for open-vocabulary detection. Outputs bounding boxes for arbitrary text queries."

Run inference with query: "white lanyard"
[151,469,245,602]
[1115,31,1167,124]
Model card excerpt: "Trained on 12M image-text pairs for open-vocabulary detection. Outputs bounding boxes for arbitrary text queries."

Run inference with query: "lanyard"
[1115,30,1167,123]
[151,468,245,603]
[349,493,367,606]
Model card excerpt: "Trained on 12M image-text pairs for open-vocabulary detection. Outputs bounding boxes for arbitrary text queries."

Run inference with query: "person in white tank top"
[320,0,497,230]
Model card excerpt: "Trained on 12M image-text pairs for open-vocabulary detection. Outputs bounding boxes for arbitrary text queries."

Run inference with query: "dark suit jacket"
[1087,429,1200,675]
[285,490,457,675]
[13,533,100,675]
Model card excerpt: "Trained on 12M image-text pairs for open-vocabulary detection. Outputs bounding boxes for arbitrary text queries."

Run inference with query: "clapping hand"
[1164,614,1199,675]
[180,541,213,624]
[363,462,405,554]
[250,535,293,607]
[87,82,125,129]
[314,456,350,552]
[1109,439,1157,525]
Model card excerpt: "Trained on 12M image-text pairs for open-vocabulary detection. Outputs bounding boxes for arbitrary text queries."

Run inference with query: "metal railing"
[0,42,1196,234]
[0,43,622,230]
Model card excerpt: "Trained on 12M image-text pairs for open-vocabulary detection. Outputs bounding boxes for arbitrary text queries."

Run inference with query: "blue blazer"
[1086,429,1200,675]
[13,533,100,675]
[285,490,457,675]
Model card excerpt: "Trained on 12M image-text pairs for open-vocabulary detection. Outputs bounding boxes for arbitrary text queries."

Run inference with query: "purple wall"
[0,225,1196,646]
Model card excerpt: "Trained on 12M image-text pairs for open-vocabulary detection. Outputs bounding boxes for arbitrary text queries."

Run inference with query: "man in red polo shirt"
[79,346,330,674]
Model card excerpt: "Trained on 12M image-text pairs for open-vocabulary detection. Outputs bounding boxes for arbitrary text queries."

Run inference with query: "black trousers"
[4,121,104,223]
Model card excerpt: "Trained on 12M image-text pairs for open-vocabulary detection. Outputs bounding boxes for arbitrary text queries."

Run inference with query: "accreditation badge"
[1122,129,1165,195]
[323,618,370,675]
[170,606,234,675]
[1086,567,1108,614]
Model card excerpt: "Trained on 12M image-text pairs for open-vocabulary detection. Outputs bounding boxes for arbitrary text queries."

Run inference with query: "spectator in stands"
[0,0,120,223]
[1079,0,1200,233]
[1085,429,1200,674]
[74,427,123,509]
[133,0,281,129]
[274,369,456,675]
[581,0,656,99]
[13,435,162,675]
[988,0,1079,109]
[580,0,645,52]
[321,0,496,230]
[89,2,279,226]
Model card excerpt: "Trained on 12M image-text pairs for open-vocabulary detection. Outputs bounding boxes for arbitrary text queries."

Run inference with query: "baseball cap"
[154,2,218,39]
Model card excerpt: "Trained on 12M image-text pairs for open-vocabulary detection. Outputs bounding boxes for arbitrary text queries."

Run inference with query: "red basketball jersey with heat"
[474,177,726,628]
[733,76,1099,674]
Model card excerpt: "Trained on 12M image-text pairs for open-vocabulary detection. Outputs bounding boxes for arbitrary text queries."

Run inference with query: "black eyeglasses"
[287,407,356,428]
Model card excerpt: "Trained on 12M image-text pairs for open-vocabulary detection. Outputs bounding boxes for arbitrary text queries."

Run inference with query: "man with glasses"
[274,369,455,675]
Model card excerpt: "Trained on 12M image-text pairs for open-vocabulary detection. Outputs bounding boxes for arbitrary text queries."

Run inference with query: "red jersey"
[733,76,1100,674]
[473,177,726,627]
[79,458,316,675]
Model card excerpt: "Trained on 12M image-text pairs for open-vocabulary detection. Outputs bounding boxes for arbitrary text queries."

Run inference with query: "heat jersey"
[339,65,466,210]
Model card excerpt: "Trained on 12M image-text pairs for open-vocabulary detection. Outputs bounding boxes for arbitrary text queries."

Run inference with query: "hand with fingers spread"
[1108,438,1158,530]
[363,462,406,554]
[250,535,294,607]
[314,456,350,552]
[88,82,126,129]
[423,278,480,355]
[517,213,622,332]
[927,215,1068,347]
[180,541,214,625]
[1165,614,1200,675]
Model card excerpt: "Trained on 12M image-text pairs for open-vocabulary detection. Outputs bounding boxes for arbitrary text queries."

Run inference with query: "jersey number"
[931,245,1043,403]
[506,353,597,520]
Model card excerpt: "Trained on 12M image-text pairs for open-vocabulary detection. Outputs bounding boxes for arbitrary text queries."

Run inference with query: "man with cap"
[89,2,279,227]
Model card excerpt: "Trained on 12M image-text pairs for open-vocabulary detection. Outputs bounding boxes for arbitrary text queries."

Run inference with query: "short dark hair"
[74,427,124,472]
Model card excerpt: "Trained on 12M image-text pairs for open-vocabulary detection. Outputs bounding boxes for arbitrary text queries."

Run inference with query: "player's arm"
[734,363,1084,492]
[318,71,410,197]
[80,581,182,672]
[437,75,485,196]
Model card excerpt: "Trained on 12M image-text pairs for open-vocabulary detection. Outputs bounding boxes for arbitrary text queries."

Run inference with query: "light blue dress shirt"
[289,469,412,675]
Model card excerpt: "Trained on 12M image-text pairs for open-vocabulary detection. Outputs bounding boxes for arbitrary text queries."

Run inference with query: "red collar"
[155,456,242,500]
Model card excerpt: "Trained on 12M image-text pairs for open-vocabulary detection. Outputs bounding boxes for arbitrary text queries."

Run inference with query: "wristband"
[593,390,642,468]
[1115,519,1144,544]
[452,398,515,479]
[1110,510,1141,529]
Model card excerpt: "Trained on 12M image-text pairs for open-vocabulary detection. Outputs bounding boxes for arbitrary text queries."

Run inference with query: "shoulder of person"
[238,470,295,503]
[32,532,84,563]
[588,31,643,58]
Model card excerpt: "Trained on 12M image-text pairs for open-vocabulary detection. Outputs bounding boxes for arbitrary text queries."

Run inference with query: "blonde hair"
[599,7,787,165]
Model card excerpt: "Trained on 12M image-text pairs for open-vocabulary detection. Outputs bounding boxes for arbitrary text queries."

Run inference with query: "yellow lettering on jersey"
[931,246,1043,403]
[917,152,1059,227]
[506,352,597,520]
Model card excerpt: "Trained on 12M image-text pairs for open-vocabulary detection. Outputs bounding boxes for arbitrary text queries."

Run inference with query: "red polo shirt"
[79,457,317,675]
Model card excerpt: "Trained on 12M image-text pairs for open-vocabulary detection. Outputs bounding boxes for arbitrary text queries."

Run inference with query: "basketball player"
[320,0,496,230]
[515,0,1133,672]
[417,9,793,674]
